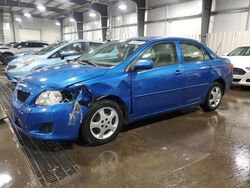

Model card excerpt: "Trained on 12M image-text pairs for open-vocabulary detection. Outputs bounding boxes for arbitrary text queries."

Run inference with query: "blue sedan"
[11,37,232,145]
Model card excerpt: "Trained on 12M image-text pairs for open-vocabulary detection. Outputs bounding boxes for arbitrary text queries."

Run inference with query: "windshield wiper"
[77,60,98,67]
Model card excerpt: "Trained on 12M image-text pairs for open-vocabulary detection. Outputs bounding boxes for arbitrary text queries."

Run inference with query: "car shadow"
[231,85,250,91]
[121,107,199,132]
[74,107,200,147]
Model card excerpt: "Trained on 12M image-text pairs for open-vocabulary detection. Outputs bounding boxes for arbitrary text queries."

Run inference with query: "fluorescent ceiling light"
[55,21,60,26]
[89,12,96,18]
[118,4,127,10]
[69,18,75,22]
[15,17,22,22]
[24,13,31,18]
[37,5,46,11]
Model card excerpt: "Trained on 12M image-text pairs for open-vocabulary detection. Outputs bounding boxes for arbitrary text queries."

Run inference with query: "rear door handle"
[174,70,183,75]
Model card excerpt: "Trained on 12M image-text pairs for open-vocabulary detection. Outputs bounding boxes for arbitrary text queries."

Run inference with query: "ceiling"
[0,0,112,19]
[0,0,193,20]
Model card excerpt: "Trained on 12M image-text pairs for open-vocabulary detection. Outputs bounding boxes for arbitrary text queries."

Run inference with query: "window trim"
[126,41,179,72]
[180,42,212,63]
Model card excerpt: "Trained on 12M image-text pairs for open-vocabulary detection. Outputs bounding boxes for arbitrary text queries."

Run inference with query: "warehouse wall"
[14,17,60,43]
[82,11,102,41]
[63,18,77,40]
[209,0,250,32]
[3,13,60,43]
[146,0,202,37]
[110,0,137,39]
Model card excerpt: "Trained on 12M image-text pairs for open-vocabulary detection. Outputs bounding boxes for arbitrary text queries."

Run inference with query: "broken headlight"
[35,91,63,106]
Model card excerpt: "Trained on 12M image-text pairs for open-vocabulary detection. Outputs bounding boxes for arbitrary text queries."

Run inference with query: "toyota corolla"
[11,37,233,145]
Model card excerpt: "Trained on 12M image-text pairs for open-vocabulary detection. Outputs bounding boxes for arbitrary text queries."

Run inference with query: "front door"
[130,42,184,118]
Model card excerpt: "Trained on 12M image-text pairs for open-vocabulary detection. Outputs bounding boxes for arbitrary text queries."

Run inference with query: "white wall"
[209,0,250,33]
[63,18,77,40]
[82,11,102,41]
[109,0,138,39]
[146,0,202,38]
[83,21,102,41]
[13,16,60,43]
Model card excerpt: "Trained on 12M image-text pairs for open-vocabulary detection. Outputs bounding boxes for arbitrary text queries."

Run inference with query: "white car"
[0,41,48,65]
[224,46,250,86]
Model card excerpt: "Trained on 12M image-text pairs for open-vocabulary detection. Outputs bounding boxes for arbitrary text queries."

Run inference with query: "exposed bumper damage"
[11,84,93,141]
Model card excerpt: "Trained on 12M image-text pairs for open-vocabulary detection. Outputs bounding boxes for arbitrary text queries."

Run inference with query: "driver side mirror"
[17,45,22,49]
[59,51,78,60]
[133,59,153,71]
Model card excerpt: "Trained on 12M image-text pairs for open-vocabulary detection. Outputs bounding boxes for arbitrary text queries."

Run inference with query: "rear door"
[130,41,184,118]
[179,42,214,105]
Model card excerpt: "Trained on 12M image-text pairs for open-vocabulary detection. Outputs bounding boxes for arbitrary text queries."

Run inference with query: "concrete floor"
[0,80,250,187]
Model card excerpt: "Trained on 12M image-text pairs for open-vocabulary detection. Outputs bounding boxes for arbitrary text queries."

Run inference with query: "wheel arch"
[2,52,14,56]
[96,95,128,122]
[213,77,225,94]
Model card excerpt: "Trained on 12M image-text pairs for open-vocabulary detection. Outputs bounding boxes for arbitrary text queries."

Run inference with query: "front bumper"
[11,83,89,141]
[6,64,34,83]
[233,71,250,86]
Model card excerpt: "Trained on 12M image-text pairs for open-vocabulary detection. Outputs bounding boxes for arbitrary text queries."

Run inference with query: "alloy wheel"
[90,107,119,140]
[209,86,222,108]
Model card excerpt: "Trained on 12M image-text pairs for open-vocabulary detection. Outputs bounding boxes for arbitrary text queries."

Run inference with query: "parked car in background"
[12,37,232,145]
[224,46,250,86]
[7,42,19,48]
[0,41,48,65]
[6,39,104,82]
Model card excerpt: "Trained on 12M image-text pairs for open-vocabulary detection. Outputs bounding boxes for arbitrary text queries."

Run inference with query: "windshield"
[78,40,146,67]
[228,47,250,56]
[35,41,67,55]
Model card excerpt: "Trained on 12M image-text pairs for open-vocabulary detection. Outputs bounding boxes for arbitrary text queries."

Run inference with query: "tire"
[81,100,124,145]
[200,82,223,112]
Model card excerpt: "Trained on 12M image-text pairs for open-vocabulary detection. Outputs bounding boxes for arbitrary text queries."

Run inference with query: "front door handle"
[174,70,183,75]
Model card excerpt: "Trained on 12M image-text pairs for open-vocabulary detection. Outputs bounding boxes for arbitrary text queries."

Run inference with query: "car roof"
[121,36,200,43]
[63,39,104,44]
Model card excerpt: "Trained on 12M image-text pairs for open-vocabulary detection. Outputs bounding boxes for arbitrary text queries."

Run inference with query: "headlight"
[35,91,62,106]
[16,60,33,68]
[246,67,250,71]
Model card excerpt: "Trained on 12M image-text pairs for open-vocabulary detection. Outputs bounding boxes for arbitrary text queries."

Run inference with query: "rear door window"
[180,42,210,62]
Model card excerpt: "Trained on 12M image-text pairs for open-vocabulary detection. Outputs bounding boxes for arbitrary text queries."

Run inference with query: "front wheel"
[81,100,123,145]
[200,82,223,112]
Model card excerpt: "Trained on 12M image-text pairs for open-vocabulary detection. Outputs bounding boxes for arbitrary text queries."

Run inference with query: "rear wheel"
[201,82,223,112]
[81,100,123,145]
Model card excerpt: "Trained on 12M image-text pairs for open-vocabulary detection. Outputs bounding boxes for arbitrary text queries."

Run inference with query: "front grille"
[233,68,246,75]
[17,89,30,102]
[233,78,241,82]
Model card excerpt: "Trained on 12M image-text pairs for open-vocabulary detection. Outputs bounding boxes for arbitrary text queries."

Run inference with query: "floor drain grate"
[0,79,80,187]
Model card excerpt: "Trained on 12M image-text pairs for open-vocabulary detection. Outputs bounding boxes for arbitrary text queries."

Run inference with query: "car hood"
[21,63,108,88]
[224,56,250,68]
[8,54,43,65]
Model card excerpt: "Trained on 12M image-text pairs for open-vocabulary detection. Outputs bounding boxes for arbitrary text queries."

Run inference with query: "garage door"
[18,28,41,41]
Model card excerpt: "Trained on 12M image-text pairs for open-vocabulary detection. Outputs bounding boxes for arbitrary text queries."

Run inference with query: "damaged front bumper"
[11,98,89,141]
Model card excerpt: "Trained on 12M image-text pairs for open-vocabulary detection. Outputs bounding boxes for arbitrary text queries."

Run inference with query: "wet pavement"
[0,65,250,187]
